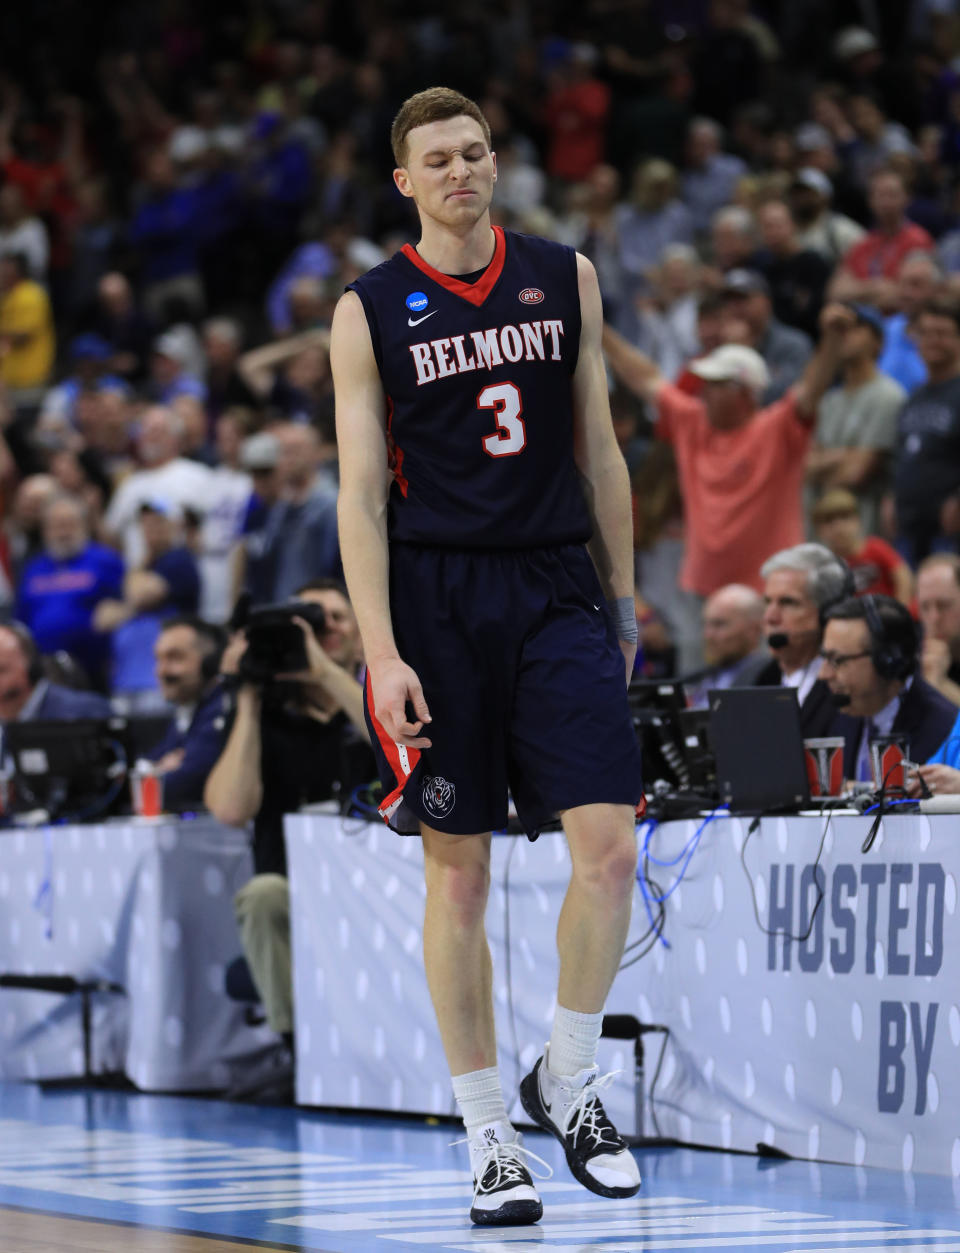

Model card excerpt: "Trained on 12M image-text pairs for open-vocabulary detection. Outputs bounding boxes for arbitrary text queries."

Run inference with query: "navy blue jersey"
[348,227,591,549]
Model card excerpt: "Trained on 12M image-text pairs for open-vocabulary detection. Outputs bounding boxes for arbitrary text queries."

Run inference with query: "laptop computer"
[708,686,810,812]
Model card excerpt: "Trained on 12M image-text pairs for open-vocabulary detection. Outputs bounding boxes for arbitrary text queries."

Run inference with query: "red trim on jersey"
[401,225,506,307]
[384,395,409,496]
[365,670,421,821]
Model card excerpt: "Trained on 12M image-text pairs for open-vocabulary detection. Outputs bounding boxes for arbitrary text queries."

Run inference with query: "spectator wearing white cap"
[602,305,853,598]
[150,326,206,405]
[789,167,866,264]
[793,117,868,226]
[830,27,902,123]
[233,431,282,606]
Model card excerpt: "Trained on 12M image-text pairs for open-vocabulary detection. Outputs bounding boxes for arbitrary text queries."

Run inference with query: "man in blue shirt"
[129,150,204,322]
[878,251,940,394]
[257,424,339,601]
[146,616,228,810]
[16,493,123,689]
[95,498,201,710]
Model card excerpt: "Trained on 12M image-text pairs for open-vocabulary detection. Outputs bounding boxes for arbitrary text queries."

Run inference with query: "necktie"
[858,719,877,783]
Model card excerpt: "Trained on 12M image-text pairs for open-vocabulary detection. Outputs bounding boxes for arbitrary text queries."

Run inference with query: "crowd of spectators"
[0,0,959,717]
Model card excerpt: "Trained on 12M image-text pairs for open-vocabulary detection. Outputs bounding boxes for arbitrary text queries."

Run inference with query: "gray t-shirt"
[810,371,905,533]
[816,371,905,451]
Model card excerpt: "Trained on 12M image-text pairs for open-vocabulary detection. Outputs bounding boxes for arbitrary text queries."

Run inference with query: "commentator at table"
[756,542,851,737]
[0,621,111,726]
[821,594,956,781]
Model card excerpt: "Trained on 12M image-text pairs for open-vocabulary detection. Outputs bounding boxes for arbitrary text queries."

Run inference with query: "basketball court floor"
[1,1080,959,1252]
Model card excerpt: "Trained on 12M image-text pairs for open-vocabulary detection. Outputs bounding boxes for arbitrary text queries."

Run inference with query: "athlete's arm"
[793,302,855,419]
[331,291,432,748]
[572,254,637,680]
[600,320,664,403]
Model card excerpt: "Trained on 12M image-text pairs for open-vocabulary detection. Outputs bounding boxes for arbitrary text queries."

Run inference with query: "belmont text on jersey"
[409,319,565,386]
[347,227,592,550]
[411,320,566,383]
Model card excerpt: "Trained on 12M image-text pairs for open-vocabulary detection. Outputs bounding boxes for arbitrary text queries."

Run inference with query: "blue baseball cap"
[848,303,885,337]
[70,333,112,361]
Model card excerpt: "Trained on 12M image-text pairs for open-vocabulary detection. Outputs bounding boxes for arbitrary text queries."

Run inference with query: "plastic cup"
[804,736,845,797]
[131,765,163,818]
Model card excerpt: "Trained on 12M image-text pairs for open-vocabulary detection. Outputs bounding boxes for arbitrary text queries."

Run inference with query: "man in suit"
[0,622,111,725]
[146,616,228,810]
[685,584,769,708]
[820,594,957,780]
[756,543,851,737]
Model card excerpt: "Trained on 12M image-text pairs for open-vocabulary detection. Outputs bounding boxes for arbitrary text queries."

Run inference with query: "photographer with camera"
[204,579,375,1083]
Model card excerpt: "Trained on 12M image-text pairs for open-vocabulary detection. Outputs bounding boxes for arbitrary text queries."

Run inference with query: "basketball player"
[331,87,643,1226]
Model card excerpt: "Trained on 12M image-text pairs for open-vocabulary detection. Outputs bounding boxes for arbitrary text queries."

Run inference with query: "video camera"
[232,597,327,685]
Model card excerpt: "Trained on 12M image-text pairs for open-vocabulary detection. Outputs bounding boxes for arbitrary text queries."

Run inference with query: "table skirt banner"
[0,818,274,1089]
[286,812,960,1176]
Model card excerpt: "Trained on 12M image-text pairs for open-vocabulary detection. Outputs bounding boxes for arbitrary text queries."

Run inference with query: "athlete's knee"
[426,857,490,928]
[571,829,638,902]
[234,874,290,931]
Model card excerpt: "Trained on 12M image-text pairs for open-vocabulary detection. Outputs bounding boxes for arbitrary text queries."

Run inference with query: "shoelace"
[559,1069,624,1151]
[450,1135,553,1199]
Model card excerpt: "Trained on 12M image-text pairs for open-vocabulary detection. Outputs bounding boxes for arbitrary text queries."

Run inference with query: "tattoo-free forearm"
[204,688,263,825]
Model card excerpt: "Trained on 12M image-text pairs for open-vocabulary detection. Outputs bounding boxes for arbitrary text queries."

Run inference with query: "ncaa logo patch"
[422,775,456,820]
[406,291,429,312]
[519,287,544,304]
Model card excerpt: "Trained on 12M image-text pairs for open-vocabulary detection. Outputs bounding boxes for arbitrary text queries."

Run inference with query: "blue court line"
[0,1082,958,1251]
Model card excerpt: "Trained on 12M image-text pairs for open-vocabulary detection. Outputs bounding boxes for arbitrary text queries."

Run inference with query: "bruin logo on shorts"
[519,287,544,304]
[422,775,456,819]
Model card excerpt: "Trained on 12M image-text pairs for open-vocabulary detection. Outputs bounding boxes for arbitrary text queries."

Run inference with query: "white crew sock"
[452,1065,510,1140]
[547,1005,604,1078]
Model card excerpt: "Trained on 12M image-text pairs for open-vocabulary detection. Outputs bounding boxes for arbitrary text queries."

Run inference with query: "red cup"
[804,737,845,797]
[870,735,909,792]
[131,766,162,818]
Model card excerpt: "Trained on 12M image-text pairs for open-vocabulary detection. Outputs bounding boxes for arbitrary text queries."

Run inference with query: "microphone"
[831,692,852,707]
[766,627,821,651]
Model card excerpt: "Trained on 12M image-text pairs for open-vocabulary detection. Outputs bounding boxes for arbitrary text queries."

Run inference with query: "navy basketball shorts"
[364,542,643,837]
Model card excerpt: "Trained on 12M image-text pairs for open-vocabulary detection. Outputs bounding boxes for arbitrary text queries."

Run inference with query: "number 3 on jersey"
[479,382,526,457]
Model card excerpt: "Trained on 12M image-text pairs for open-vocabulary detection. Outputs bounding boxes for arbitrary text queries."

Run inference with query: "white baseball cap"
[832,26,879,61]
[689,344,770,397]
[792,167,833,200]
